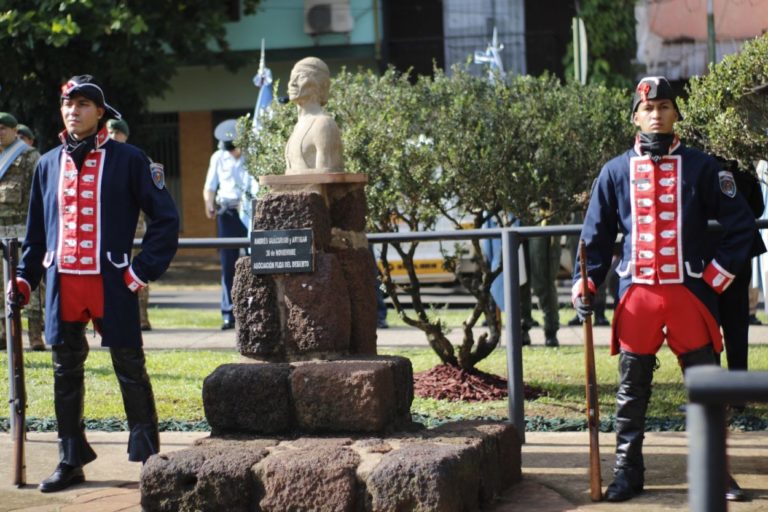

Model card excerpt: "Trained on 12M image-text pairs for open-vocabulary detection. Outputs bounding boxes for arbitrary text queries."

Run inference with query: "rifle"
[578,239,601,501]
[2,237,26,487]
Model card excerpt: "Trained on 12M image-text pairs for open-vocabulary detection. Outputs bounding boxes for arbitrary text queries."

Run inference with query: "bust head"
[288,57,331,106]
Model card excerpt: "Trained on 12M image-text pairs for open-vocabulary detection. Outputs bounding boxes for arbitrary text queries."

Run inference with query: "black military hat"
[630,76,683,121]
[60,74,122,119]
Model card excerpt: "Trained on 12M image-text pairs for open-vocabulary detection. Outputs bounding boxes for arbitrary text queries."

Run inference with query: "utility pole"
[707,0,716,66]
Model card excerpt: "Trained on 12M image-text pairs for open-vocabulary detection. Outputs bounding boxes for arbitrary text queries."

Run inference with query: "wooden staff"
[579,239,601,501]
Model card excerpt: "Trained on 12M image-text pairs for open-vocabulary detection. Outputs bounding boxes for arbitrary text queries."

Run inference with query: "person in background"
[9,75,179,492]
[709,158,766,373]
[572,76,753,502]
[528,229,561,347]
[0,112,45,350]
[107,118,153,331]
[17,123,36,148]
[203,119,250,330]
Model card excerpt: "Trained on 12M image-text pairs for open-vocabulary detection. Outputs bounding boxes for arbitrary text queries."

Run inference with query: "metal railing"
[685,366,768,512]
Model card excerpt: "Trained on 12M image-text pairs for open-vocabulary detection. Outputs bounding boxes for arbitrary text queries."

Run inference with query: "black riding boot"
[110,346,159,463]
[678,344,717,370]
[604,351,657,502]
[678,344,748,501]
[40,322,97,492]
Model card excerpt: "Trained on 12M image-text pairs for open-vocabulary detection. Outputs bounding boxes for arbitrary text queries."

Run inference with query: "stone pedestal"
[141,421,522,512]
[140,173,523,511]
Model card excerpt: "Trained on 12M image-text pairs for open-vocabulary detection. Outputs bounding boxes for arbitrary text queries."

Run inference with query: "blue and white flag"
[474,27,506,82]
[252,38,274,135]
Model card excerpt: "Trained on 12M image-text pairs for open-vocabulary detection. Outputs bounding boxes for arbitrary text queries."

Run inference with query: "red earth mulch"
[413,364,545,402]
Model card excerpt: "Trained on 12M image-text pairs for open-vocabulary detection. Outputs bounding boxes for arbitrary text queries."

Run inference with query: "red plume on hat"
[630,76,682,121]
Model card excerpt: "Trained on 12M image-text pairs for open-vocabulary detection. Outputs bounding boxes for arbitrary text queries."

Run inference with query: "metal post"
[686,401,727,512]
[707,0,716,66]
[502,228,525,442]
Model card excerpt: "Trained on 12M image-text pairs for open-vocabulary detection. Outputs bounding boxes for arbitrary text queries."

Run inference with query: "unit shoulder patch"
[718,170,737,198]
[150,162,165,190]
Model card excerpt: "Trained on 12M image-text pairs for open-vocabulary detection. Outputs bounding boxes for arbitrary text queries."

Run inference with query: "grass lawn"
[3,345,767,431]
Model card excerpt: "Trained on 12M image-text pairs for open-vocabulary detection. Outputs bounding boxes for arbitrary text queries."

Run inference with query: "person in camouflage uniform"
[0,112,45,350]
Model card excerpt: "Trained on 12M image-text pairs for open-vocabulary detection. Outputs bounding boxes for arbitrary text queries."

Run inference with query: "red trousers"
[613,284,722,356]
[59,274,104,325]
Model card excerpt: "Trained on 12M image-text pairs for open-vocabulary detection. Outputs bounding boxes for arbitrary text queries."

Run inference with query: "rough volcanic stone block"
[254,445,360,512]
[283,252,351,356]
[335,247,377,355]
[428,420,522,504]
[329,186,367,232]
[291,359,411,433]
[140,444,267,512]
[232,257,283,359]
[364,442,482,512]
[253,192,331,250]
[203,363,294,435]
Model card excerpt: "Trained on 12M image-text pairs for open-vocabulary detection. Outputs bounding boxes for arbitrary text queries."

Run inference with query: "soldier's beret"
[17,124,34,140]
[0,112,18,128]
[107,119,130,137]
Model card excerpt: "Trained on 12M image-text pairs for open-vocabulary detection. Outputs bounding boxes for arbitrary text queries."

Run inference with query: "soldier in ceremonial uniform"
[572,76,754,502]
[8,75,179,492]
[0,112,45,350]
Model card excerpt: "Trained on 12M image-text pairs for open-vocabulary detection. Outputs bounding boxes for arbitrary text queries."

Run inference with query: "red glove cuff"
[6,278,31,307]
[571,277,597,306]
[703,259,735,294]
[123,266,147,293]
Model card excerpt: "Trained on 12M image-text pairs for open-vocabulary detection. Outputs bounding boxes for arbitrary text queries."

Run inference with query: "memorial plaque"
[251,229,314,274]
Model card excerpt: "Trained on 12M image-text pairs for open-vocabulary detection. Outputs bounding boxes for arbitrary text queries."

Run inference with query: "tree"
[677,33,768,166]
[562,0,637,88]
[238,67,633,370]
[0,0,262,149]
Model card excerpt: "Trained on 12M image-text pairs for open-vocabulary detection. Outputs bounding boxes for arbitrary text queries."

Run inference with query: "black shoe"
[604,467,644,502]
[544,336,559,348]
[521,331,531,346]
[39,463,85,493]
[567,316,582,326]
[377,319,389,329]
[726,475,749,502]
[140,324,152,332]
[31,344,47,351]
[748,314,762,325]
[594,316,610,326]
[221,320,235,330]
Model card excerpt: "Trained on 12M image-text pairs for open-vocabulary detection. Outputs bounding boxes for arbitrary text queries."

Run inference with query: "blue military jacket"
[576,140,755,322]
[18,127,179,347]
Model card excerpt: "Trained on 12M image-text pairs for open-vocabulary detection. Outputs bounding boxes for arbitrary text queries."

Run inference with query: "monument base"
[140,420,522,512]
[202,356,414,435]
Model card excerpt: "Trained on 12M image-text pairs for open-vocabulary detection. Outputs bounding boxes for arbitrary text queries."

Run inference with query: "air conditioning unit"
[304,0,354,35]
